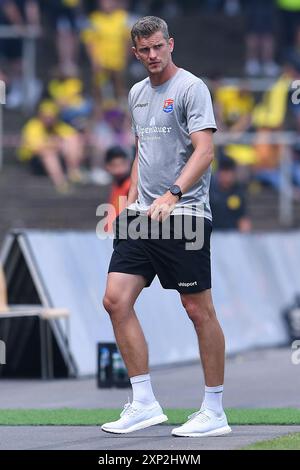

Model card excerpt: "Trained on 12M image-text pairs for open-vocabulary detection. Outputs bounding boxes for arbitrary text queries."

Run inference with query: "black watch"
[169,184,182,200]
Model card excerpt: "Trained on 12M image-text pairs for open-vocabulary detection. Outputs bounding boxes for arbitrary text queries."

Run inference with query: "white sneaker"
[172,407,232,437]
[101,400,168,434]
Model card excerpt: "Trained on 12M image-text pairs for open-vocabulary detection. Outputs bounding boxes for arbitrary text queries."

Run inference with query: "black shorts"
[108,210,212,294]
[245,1,275,35]
[48,6,79,32]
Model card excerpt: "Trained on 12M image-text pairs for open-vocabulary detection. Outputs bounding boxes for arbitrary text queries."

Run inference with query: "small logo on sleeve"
[133,102,149,109]
[163,98,174,113]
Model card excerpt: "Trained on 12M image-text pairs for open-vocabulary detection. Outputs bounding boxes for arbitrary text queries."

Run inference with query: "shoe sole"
[101,414,168,434]
[172,425,232,437]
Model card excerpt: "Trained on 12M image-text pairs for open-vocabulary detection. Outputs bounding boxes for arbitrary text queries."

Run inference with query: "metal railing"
[0,26,40,171]
[0,130,297,227]
[0,25,40,112]
[206,77,278,92]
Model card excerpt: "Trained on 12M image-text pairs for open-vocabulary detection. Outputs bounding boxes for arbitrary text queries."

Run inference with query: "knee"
[66,134,82,152]
[102,294,118,315]
[181,296,216,328]
[102,294,130,322]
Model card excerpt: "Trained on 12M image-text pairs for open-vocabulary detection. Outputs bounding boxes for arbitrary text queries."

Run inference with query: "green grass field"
[1,408,300,449]
[243,433,300,450]
[0,407,300,426]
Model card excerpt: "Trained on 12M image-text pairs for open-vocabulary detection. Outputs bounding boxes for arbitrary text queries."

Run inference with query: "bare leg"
[39,149,67,188]
[111,70,126,101]
[101,272,168,431]
[60,135,84,180]
[103,272,148,377]
[245,33,260,62]
[172,289,230,435]
[57,31,78,74]
[261,34,275,62]
[180,289,225,386]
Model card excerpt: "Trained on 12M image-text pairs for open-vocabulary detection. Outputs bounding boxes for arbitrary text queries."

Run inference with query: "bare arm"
[148,129,214,221]
[229,113,251,133]
[174,129,214,194]
[126,136,139,206]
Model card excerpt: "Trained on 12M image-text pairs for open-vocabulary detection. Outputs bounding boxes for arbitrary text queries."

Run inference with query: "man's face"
[98,0,116,13]
[40,113,56,128]
[106,157,130,182]
[133,31,174,75]
[218,169,236,189]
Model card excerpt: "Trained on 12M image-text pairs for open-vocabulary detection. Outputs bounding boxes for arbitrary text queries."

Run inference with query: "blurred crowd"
[1,0,300,231]
[210,52,300,231]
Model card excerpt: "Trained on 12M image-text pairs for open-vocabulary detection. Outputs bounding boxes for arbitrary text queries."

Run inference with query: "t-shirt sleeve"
[184,80,217,134]
[128,89,138,136]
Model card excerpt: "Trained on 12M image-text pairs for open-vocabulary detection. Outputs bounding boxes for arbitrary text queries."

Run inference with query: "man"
[19,100,84,193]
[104,146,131,233]
[81,0,131,100]
[47,0,81,75]
[102,16,231,437]
[210,157,252,232]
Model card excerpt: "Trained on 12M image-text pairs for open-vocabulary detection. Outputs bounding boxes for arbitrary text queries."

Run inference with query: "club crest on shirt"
[163,98,174,113]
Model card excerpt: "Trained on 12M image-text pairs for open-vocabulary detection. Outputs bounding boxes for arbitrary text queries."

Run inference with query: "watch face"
[171,185,181,195]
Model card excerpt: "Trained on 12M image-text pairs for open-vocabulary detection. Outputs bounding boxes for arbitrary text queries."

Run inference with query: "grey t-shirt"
[127,68,217,219]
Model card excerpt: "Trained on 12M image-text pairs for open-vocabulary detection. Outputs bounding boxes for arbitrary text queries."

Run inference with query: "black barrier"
[97,342,130,388]
[283,294,300,341]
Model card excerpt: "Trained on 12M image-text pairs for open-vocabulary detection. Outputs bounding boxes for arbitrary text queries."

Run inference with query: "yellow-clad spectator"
[252,74,291,129]
[19,100,84,193]
[251,59,300,191]
[48,76,84,108]
[251,72,291,170]
[214,84,254,132]
[47,75,93,130]
[81,0,132,99]
[214,84,257,166]
[215,74,291,168]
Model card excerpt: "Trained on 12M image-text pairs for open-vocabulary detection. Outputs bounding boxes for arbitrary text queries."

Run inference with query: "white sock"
[130,374,156,407]
[203,384,224,415]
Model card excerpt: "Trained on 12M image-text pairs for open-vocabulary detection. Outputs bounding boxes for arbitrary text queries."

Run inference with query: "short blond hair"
[131,16,169,46]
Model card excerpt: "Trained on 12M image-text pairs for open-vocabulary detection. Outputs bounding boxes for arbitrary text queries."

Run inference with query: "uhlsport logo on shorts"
[178,281,198,287]
[163,98,174,113]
